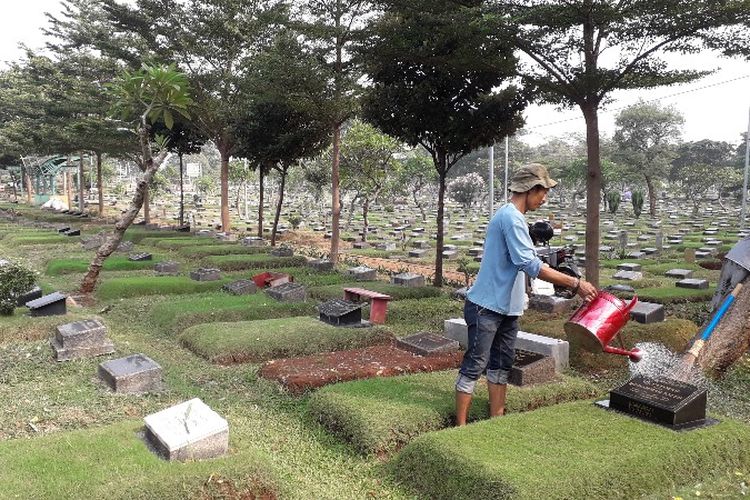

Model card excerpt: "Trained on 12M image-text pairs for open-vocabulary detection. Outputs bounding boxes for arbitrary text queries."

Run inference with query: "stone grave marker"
[98,353,163,393]
[597,375,714,431]
[27,292,67,317]
[189,268,221,281]
[144,398,229,461]
[408,249,428,258]
[240,236,265,247]
[346,266,376,281]
[318,298,363,326]
[613,270,642,281]
[391,272,425,287]
[155,261,180,275]
[676,278,709,289]
[308,259,334,272]
[270,246,293,257]
[51,318,115,361]
[16,286,42,307]
[509,349,556,386]
[616,263,642,272]
[116,240,134,253]
[629,301,665,324]
[352,241,369,249]
[129,252,152,262]
[665,269,693,279]
[396,332,459,356]
[265,282,306,302]
[57,226,70,233]
[442,249,458,260]
[626,251,646,259]
[528,294,574,314]
[222,279,257,295]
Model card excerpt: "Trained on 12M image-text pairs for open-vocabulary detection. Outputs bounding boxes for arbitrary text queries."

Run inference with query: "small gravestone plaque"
[129,252,152,262]
[16,286,42,307]
[318,298,363,326]
[189,268,221,281]
[99,353,163,394]
[223,279,257,295]
[408,249,428,258]
[676,278,709,289]
[528,294,574,314]
[65,229,80,236]
[629,301,665,324]
[617,263,642,272]
[270,246,293,257]
[155,261,180,275]
[51,318,115,361]
[598,375,714,430]
[57,226,70,233]
[240,236,265,247]
[144,398,229,461]
[308,259,333,272]
[265,282,306,302]
[613,270,642,281]
[396,332,459,356]
[665,268,693,279]
[27,292,67,317]
[347,266,376,281]
[509,349,556,386]
[391,272,425,287]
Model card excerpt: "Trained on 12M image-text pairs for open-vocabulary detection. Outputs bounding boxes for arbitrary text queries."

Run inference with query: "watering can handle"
[626,295,638,312]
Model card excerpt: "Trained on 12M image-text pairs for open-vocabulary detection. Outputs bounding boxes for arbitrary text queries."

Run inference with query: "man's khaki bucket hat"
[509,163,558,193]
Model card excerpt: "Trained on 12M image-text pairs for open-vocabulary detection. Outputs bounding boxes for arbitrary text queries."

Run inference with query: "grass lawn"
[0,311,88,345]
[308,371,598,456]
[179,316,393,364]
[149,292,316,334]
[204,254,307,271]
[177,244,270,258]
[307,282,445,302]
[46,256,164,275]
[391,401,750,500]
[95,275,233,300]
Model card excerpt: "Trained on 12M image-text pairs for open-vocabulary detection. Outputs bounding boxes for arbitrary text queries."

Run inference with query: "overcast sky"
[4,0,750,147]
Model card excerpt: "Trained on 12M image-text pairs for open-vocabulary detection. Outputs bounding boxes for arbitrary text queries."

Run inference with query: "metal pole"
[504,136,509,203]
[488,145,494,218]
[742,107,750,229]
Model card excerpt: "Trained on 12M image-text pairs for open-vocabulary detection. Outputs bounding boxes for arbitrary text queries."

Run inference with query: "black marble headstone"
[26,292,67,316]
[57,227,71,233]
[65,229,81,236]
[597,375,714,431]
[16,286,43,307]
[318,299,363,326]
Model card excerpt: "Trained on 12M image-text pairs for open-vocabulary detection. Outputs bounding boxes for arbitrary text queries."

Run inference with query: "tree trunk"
[143,187,150,223]
[258,164,266,239]
[434,150,447,288]
[96,151,104,216]
[413,189,427,222]
[644,174,657,218]
[362,198,369,242]
[78,153,85,212]
[66,170,72,209]
[346,194,358,230]
[581,103,602,287]
[8,170,18,201]
[23,166,32,204]
[235,181,242,217]
[330,124,342,263]
[179,153,185,227]
[220,144,231,233]
[271,165,287,247]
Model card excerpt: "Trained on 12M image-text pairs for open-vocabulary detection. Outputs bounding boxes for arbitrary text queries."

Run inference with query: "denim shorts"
[456,300,519,394]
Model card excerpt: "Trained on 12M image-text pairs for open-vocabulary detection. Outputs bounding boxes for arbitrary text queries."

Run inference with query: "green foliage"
[447,173,485,209]
[606,191,620,214]
[631,190,644,218]
[179,316,392,364]
[288,215,302,230]
[0,263,36,315]
[308,372,598,456]
[391,401,750,500]
[96,276,232,300]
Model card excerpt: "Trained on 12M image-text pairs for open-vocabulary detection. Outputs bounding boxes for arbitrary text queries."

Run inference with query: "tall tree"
[80,63,192,293]
[396,152,437,223]
[492,0,750,286]
[360,0,526,287]
[671,139,736,214]
[295,0,375,263]
[613,101,683,217]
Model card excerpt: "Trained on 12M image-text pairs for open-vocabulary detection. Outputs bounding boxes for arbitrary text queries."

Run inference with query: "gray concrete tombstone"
[676,278,709,289]
[189,268,221,281]
[98,353,164,394]
[629,301,665,324]
[396,332,459,356]
[665,269,694,279]
[509,350,556,387]
[144,398,229,461]
[265,282,306,302]
[308,259,334,272]
[617,263,642,272]
[613,270,643,281]
[391,272,425,287]
[528,294,574,313]
[222,279,257,295]
[155,261,180,275]
[347,266,377,281]
[408,249,428,258]
[51,318,115,361]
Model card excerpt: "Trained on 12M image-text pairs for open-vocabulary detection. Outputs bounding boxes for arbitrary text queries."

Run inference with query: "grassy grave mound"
[96,275,233,300]
[634,286,714,304]
[519,317,698,372]
[177,244,270,258]
[0,419,279,500]
[149,292,316,334]
[141,237,228,249]
[391,401,750,500]
[179,316,392,364]
[46,256,164,275]
[7,235,74,245]
[307,282,444,302]
[204,254,307,271]
[0,311,87,345]
[385,296,464,336]
[308,372,598,456]
[122,227,187,243]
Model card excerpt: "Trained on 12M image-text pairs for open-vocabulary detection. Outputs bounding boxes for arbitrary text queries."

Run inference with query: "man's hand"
[576,278,597,303]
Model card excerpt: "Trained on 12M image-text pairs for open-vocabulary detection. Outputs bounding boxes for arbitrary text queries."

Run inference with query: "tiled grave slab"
[223,279,257,295]
[189,268,221,281]
[98,353,163,393]
[155,261,180,275]
[617,263,642,272]
[346,266,376,281]
[665,269,693,279]
[515,331,569,373]
[509,350,556,386]
[318,299,363,326]
[396,332,459,356]
[676,278,709,289]
[265,282,306,302]
[391,272,425,287]
[613,270,642,281]
[144,398,229,461]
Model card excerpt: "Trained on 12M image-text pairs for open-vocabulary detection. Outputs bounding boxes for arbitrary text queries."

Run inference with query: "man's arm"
[537,264,597,302]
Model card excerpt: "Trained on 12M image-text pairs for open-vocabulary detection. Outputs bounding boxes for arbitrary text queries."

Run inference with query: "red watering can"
[564,291,642,362]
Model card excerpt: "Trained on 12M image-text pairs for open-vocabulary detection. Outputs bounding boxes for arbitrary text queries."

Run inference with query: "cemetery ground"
[0,201,749,499]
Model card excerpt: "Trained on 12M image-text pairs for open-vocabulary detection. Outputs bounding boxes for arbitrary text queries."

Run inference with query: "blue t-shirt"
[467,203,543,316]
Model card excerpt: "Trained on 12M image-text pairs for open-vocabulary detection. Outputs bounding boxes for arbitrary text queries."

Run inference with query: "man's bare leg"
[488,382,507,417]
[455,391,473,426]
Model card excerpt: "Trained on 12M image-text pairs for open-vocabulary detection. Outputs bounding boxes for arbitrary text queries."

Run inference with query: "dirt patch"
[194,474,276,500]
[259,342,463,394]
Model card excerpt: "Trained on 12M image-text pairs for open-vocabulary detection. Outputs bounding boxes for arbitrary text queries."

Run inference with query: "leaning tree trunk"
[644,174,657,218]
[581,103,602,287]
[691,278,750,377]
[258,164,266,239]
[413,189,427,222]
[434,150,448,288]
[8,170,18,201]
[78,153,85,212]
[270,165,288,247]
[143,187,150,223]
[66,170,72,209]
[362,198,370,242]
[178,153,184,227]
[23,166,32,204]
[330,124,342,263]
[96,151,104,216]
[219,142,231,233]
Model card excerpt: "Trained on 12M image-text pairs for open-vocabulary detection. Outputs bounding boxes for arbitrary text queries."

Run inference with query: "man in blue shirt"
[455,163,597,425]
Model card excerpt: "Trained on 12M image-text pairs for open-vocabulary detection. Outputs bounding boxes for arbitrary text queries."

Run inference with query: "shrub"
[631,190,644,218]
[606,191,620,214]
[308,372,598,456]
[179,316,392,364]
[0,263,36,315]
[391,401,750,500]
